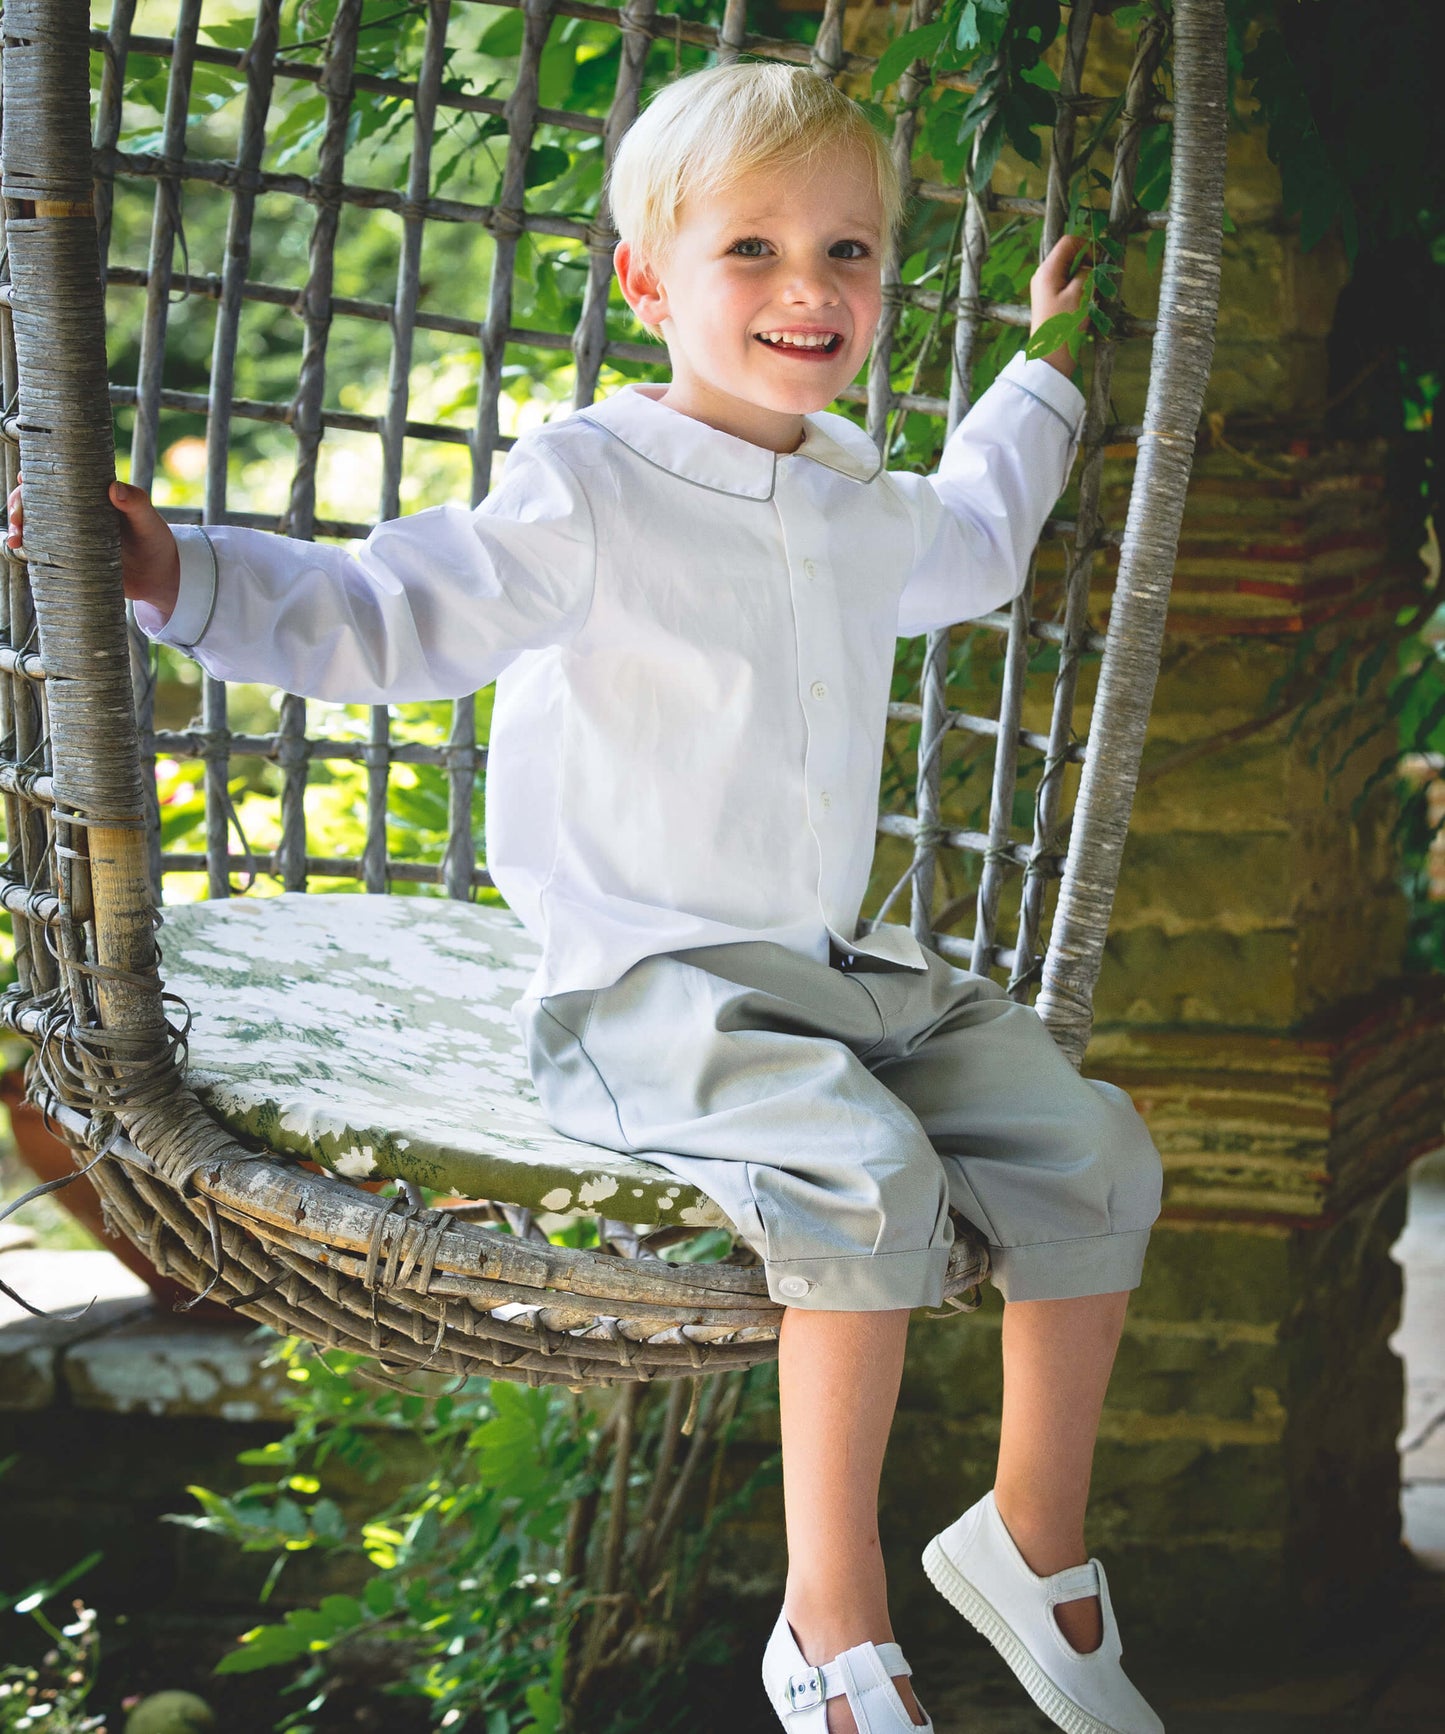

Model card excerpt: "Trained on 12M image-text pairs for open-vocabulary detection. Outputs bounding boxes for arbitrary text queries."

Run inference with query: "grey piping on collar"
[575,397,886,496]
[576,409,779,502]
[998,373,1083,438]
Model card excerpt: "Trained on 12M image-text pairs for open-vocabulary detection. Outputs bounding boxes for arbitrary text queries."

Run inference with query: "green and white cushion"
[157,893,734,1231]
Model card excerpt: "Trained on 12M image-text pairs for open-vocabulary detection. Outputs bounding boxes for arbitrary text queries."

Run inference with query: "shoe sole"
[921,1537,1132,1734]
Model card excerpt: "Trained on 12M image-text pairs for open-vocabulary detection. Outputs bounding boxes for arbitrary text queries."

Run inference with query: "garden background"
[1,1,1442,1730]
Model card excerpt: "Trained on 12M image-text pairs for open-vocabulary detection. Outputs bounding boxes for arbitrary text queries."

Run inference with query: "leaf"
[468,1382,553,1500]
[954,2,981,54]
[519,1677,564,1734]
[236,1441,294,1468]
[317,1594,366,1632]
[478,9,525,58]
[524,145,571,190]
[871,21,948,95]
[4,1551,103,1617]
[310,1498,346,1542]
[1002,77,1054,163]
[200,20,257,51]
[1021,59,1060,92]
[268,93,329,169]
[972,111,1008,188]
[1025,310,1086,361]
[125,67,171,116]
[190,65,246,112]
[362,1575,398,1618]
[215,1623,309,1675]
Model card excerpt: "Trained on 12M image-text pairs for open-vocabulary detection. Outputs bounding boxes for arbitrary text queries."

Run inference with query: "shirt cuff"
[996,349,1086,442]
[134,524,217,649]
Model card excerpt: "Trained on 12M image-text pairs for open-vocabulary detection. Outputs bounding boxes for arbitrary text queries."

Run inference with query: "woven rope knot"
[272,731,309,771]
[1022,846,1063,881]
[489,204,526,241]
[584,217,618,255]
[619,0,656,38]
[309,179,345,216]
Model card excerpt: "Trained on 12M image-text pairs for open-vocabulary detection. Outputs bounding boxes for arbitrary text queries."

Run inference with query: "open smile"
[753,330,845,359]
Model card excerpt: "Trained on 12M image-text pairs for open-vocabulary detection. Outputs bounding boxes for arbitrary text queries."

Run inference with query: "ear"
[614,238,669,334]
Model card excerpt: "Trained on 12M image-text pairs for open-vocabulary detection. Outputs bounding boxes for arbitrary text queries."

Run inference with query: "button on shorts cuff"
[987,1227,1153,1302]
[764,1244,952,1311]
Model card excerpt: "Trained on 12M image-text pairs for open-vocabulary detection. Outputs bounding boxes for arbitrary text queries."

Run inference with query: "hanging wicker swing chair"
[0,0,1226,1388]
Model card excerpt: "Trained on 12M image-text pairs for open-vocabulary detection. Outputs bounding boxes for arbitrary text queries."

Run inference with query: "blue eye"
[730,237,769,257]
[832,240,872,259]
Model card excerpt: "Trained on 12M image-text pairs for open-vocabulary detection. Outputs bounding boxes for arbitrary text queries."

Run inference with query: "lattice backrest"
[1,0,1226,1067]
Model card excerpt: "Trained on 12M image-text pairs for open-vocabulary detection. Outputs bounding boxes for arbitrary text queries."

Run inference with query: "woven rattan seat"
[0,0,1228,1385]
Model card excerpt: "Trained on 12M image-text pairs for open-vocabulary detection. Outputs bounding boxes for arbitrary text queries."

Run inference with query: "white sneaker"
[921,1489,1164,1734]
[761,1605,932,1731]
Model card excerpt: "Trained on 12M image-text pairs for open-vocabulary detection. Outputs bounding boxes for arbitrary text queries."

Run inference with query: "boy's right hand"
[7,472,181,624]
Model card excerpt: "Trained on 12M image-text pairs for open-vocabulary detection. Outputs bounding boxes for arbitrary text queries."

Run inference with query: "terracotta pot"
[0,1068,234,1321]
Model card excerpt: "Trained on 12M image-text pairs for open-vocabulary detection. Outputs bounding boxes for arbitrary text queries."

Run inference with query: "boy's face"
[615,142,885,447]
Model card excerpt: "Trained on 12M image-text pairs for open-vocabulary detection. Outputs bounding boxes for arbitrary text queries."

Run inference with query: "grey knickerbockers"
[516,939,1163,1311]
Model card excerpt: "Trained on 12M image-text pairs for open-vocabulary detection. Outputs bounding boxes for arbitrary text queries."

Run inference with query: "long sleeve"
[892,351,1086,638]
[135,432,596,703]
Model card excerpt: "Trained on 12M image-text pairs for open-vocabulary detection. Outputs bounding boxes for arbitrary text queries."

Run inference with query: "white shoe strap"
[786,1642,911,1713]
[1048,1560,1100,1603]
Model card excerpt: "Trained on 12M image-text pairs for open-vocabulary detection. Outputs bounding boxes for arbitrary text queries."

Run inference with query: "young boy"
[13,60,1166,1734]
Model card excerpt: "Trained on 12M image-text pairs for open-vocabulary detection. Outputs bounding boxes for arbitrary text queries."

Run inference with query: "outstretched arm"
[10,434,596,705]
[893,236,1090,637]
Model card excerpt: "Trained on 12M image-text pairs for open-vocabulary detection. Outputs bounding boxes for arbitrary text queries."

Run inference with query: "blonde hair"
[606,61,906,340]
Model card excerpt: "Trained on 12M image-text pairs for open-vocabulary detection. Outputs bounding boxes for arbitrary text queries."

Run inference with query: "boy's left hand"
[1030,235,1092,377]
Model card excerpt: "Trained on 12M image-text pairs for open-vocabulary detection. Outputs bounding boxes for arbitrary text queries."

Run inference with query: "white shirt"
[141,351,1084,1000]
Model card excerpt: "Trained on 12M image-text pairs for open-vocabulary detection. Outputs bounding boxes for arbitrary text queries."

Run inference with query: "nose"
[780,258,843,307]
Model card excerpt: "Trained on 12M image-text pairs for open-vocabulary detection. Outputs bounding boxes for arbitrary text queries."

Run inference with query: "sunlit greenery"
[165,1335,781,1733]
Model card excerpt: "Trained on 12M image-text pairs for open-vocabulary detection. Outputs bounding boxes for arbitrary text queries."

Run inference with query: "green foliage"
[0,1531,109,1733]
[167,1336,780,1733]
[54,0,1438,967]
[1222,2,1443,964]
[1225,0,1443,264]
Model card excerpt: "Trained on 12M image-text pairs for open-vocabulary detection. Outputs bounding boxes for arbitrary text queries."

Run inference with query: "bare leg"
[779,1305,928,1732]
[993,1289,1132,1654]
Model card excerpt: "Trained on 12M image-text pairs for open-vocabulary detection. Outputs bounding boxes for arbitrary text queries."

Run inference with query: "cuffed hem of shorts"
[763,1243,952,1311]
[988,1227,1153,1302]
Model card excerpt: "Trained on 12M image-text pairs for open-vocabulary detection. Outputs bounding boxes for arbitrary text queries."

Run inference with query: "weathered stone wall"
[849,21,1445,1656]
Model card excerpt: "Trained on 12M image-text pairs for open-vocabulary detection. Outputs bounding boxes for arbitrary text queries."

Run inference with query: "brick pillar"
[877,110,1445,1655]
[1075,429,1445,1647]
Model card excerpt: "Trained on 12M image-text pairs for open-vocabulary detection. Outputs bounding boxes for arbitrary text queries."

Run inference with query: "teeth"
[757,331,836,349]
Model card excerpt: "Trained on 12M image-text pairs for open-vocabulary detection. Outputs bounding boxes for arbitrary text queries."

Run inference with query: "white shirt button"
[802,558,818,578]
[810,680,828,701]
[819,790,832,811]
[777,1275,813,1299]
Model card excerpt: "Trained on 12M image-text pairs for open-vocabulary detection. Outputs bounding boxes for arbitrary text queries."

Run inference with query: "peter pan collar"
[576,381,883,500]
